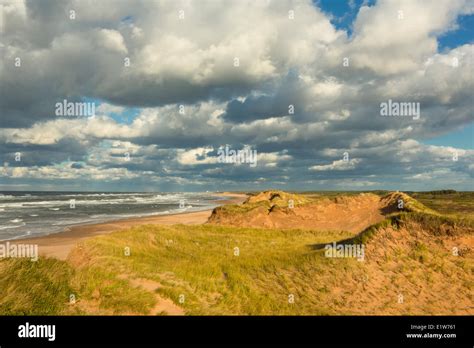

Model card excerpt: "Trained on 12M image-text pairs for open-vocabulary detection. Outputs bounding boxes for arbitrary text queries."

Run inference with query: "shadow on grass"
[307,236,358,251]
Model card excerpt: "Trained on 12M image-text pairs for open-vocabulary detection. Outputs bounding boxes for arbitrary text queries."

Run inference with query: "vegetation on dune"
[0,190,472,315]
[0,258,75,315]
[410,191,474,218]
[68,225,355,315]
[0,226,354,315]
[349,211,474,246]
[349,218,397,245]
[346,190,473,246]
[379,191,439,215]
[214,190,312,215]
[0,251,157,315]
[213,190,440,218]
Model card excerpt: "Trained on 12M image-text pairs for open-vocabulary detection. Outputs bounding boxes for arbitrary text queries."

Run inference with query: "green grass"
[0,190,472,315]
[0,217,471,315]
[0,225,356,315]
[349,211,474,245]
[217,190,313,215]
[0,258,75,315]
[350,217,397,245]
[0,253,157,315]
[410,192,474,218]
[74,224,355,315]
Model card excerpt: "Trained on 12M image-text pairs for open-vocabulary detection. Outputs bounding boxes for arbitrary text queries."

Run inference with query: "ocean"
[0,191,223,241]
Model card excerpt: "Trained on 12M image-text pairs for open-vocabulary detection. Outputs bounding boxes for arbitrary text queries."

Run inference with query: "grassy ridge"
[0,226,354,315]
[0,191,472,315]
[215,190,312,215]
[1,214,471,315]
[350,211,474,245]
[69,225,354,315]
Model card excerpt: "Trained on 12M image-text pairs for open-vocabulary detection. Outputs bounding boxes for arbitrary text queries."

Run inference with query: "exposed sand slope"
[208,190,428,233]
[65,210,473,315]
[322,213,474,314]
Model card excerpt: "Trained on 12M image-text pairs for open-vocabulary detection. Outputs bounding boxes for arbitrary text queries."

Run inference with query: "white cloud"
[95,29,128,53]
[0,0,473,190]
[310,158,361,171]
[347,0,472,75]
[177,147,216,165]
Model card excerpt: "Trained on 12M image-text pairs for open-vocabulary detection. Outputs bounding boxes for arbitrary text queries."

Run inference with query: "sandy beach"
[10,193,247,260]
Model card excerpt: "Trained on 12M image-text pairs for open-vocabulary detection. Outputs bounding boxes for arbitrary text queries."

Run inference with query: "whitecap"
[0,222,26,230]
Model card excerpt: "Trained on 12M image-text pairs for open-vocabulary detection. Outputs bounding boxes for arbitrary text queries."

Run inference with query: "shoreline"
[8,193,247,260]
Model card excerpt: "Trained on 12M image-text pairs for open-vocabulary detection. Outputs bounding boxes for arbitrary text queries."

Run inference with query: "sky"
[0,0,473,192]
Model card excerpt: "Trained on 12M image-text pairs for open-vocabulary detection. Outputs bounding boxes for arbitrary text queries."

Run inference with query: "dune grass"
[0,218,471,315]
[218,190,312,214]
[72,225,356,315]
[0,258,75,315]
[69,218,473,315]
[0,252,157,315]
[0,191,472,315]
[0,225,356,315]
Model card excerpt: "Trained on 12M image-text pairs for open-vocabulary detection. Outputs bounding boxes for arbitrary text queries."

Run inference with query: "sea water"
[0,191,222,241]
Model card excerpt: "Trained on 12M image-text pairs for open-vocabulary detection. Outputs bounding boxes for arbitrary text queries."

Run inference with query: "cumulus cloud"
[310,158,361,171]
[177,147,217,166]
[347,0,473,75]
[0,0,472,190]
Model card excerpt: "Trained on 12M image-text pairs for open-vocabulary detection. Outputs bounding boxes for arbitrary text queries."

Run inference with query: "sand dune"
[208,191,421,232]
[2,190,472,315]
